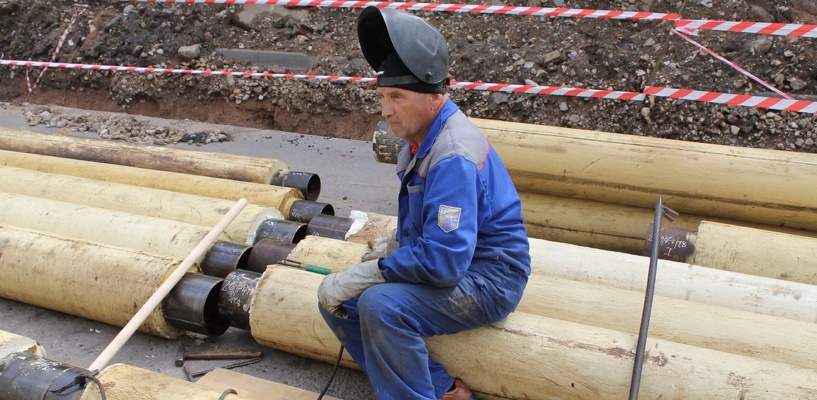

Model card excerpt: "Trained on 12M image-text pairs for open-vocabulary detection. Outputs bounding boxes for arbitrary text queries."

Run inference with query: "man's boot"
[440,378,476,400]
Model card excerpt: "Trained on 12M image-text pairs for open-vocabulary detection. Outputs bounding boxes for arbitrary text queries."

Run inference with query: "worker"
[317,7,531,400]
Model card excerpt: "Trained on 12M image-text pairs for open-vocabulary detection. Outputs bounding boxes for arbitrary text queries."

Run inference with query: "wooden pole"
[0,165,283,244]
[249,266,817,400]
[0,127,288,184]
[0,149,304,218]
[88,198,247,371]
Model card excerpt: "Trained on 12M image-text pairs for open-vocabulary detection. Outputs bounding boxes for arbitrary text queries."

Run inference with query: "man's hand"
[318,259,385,319]
[362,228,399,261]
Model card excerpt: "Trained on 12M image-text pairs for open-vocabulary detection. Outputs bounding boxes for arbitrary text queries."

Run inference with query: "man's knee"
[357,285,401,326]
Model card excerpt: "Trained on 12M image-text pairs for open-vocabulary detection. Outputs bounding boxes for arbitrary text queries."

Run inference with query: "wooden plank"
[196,368,341,400]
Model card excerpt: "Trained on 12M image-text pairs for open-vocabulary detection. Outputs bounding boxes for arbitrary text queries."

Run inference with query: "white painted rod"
[87,198,248,371]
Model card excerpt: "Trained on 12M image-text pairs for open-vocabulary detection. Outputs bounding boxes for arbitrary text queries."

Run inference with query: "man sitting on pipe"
[317,7,531,400]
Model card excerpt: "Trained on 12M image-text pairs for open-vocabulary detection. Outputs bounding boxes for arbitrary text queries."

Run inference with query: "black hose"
[317,345,345,400]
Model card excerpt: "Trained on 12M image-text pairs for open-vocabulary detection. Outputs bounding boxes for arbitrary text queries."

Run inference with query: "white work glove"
[318,259,385,319]
[361,228,399,262]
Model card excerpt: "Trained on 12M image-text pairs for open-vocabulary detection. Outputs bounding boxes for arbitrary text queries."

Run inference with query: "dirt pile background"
[1,0,816,149]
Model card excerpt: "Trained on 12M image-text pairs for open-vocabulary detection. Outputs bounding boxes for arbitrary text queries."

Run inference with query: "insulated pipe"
[529,237,817,323]
[0,149,306,219]
[688,220,817,285]
[0,331,46,359]
[0,225,188,338]
[269,235,817,369]
[0,192,228,261]
[373,119,817,232]
[249,266,817,400]
[344,211,398,245]
[0,127,287,185]
[79,363,248,399]
[0,165,284,244]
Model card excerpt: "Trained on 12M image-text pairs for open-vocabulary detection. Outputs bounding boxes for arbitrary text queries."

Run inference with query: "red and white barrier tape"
[645,86,817,113]
[119,0,681,20]
[670,28,793,100]
[4,59,816,114]
[25,10,84,93]
[674,19,817,38]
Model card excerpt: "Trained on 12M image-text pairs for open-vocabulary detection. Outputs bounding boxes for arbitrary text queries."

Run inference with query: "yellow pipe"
[0,192,228,260]
[249,266,817,399]
[0,225,188,338]
[0,127,287,184]
[0,149,304,218]
[0,165,283,244]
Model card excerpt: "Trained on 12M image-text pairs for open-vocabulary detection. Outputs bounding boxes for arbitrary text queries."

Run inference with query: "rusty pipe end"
[202,241,253,278]
[217,270,262,331]
[246,239,297,273]
[270,169,322,201]
[254,219,307,244]
[306,214,356,241]
[288,200,335,223]
[162,273,230,336]
[643,224,696,262]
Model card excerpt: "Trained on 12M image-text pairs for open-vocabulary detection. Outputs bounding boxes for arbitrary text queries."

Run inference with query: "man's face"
[377,86,442,147]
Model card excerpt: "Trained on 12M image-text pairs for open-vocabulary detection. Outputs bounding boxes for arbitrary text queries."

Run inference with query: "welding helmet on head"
[357,7,449,93]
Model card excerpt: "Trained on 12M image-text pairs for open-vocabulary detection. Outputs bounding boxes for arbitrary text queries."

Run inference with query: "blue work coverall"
[319,99,531,399]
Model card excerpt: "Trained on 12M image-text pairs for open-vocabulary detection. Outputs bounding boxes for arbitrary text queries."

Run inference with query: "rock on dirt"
[0,0,816,150]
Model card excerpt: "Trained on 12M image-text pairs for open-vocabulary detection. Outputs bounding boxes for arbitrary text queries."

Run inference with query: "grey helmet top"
[357,7,449,86]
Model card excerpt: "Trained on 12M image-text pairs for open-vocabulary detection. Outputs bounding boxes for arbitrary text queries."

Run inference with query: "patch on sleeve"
[437,205,462,233]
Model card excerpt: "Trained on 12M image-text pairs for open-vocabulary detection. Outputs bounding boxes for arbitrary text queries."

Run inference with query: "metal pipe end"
[270,169,322,201]
[202,241,253,278]
[0,352,91,400]
[217,270,262,331]
[246,239,297,273]
[162,273,230,336]
[254,219,307,244]
[306,214,356,241]
[288,200,335,223]
[643,224,696,262]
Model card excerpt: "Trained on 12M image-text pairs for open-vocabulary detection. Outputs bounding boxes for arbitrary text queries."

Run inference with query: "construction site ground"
[0,101,390,399]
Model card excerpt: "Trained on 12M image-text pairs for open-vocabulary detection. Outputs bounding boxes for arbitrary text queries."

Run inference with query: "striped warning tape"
[118,0,681,20]
[26,10,84,93]
[674,19,817,38]
[3,59,815,114]
[644,86,817,113]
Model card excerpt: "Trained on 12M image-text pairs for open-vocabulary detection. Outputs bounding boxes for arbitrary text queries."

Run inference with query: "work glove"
[361,228,399,262]
[318,259,385,319]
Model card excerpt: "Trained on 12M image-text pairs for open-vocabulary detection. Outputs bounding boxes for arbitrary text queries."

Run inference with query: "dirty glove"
[361,228,399,262]
[318,259,385,319]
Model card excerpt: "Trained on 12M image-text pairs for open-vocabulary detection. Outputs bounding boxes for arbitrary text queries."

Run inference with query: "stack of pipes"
[4,127,817,398]
[373,118,817,257]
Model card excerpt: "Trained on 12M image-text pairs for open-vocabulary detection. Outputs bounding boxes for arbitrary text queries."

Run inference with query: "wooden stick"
[88,198,248,372]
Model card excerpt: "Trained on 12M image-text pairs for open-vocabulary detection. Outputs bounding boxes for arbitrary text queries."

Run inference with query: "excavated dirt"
[1,0,816,149]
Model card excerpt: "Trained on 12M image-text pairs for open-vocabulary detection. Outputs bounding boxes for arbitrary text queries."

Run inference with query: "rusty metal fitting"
[288,200,335,223]
[246,239,297,273]
[254,219,307,244]
[162,273,229,336]
[305,214,356,240]
[643,224,696,262]
[217,270,262,331]
[270,169,321,201]
[201,241,252,278]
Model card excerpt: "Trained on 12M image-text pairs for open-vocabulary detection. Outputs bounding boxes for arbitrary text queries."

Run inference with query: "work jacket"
[379,99,531,309]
